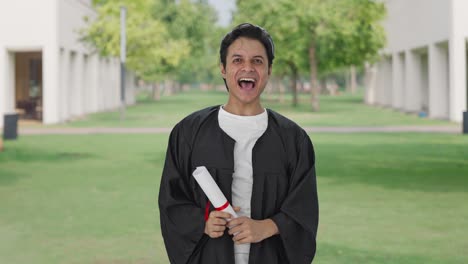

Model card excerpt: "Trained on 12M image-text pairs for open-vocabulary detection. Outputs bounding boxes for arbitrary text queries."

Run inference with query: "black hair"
[219,23,275,69]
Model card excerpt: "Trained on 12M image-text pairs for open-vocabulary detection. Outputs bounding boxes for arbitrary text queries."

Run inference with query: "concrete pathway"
[18,125,462,135]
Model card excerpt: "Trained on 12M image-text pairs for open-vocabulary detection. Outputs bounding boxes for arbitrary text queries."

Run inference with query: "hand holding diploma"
[192,166,238,238]
[192,166,238,218]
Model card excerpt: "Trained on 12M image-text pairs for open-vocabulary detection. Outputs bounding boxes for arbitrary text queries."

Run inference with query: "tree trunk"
[346,69,351,93]
[266,78,273,101]
[350,65,357,94]
[309,41,320,111]
[319,78,326,95]
[152,83,160,101]
[289,63,298,107]
[279,79,285,104]
[175,82,182,93]
[173,81,180,94]
[164,79,173,96]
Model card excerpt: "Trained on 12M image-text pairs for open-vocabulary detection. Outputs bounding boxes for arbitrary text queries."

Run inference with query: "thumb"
[233,206,241,212]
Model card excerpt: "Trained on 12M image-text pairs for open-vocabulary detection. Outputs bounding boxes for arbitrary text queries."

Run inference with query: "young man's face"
[221,37,271,110]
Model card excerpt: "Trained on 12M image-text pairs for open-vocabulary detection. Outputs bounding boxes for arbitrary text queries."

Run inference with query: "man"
[159,23,318,264]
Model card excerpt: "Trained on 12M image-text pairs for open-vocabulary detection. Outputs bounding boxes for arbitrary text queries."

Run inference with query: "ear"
[220,63,226,79]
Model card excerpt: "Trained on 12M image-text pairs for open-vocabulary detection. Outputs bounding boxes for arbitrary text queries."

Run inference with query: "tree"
[235,0,308,106]
[154,0,222,87]
[233,0,386,110]
[82,0,189,97]
[296,0,386,110]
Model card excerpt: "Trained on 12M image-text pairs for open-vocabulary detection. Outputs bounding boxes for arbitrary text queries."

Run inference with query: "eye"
[253,58,263,65]
[233,58,242,64]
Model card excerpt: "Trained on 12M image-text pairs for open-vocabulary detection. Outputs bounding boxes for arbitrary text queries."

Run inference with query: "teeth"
[239,78,255,82]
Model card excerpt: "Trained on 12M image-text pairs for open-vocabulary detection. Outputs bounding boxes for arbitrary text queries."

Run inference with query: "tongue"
[240,81,254,90]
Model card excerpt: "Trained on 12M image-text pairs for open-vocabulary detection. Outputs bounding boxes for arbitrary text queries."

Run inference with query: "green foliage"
[81,0,221,84]
[154,0,223,84]
[234,0,386,75]
[313,0,387,72]
[82,0,189,82]
[234,0,307,77]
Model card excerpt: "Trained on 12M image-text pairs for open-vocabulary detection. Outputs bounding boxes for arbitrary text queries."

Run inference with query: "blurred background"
[0,0,467,263]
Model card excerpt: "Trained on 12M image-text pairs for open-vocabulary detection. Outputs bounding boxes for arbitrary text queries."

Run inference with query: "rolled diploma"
[192,166,238,218]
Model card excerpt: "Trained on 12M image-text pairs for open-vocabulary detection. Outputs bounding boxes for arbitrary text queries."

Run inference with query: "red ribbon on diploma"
[204,200,230,221]
[215,201,229,211]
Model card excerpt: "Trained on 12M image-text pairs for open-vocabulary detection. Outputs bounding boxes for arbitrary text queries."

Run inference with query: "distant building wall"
[0,0,136,127]
[367,0,467,122]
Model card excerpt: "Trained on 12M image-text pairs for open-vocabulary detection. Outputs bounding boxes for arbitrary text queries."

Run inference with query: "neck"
[223,101,264,116]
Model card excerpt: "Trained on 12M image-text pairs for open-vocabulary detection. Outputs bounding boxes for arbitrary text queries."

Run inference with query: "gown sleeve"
[158,124,207,264]
[270,133,319,264]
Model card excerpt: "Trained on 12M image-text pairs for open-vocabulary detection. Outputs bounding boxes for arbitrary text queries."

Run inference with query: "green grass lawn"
[3,90,466,263]
[1,133,467,263]
[36,89,457,128]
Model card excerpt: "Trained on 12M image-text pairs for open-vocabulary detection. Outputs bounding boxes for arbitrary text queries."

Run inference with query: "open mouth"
[237,78,256,90]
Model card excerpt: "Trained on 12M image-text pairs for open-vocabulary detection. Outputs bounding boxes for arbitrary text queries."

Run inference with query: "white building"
[366,0,468,122]
[0,0,136,127]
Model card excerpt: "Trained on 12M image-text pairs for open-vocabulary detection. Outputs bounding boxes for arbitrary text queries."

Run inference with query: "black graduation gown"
[158,106,318,264]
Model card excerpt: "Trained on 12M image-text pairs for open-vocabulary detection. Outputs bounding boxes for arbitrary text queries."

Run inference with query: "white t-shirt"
[218,106,268,264]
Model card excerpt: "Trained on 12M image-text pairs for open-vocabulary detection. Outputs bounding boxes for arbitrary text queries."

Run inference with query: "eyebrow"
[231,54,265,59]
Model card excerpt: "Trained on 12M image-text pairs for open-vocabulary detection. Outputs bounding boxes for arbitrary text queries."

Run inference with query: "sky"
[207,0,236,27]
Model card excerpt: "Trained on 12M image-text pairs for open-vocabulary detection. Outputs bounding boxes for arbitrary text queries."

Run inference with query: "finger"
[228,225,242,235]
[227,216,247,228]
[210,211,232,219]
[234,235,253,244]
[233,206,241,212]
[210,218,227,226]
[209,225,226,232]
[232,230,249,242]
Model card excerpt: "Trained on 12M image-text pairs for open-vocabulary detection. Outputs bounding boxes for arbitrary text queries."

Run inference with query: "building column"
[376,57,392,106]
[75,52,84,116]
[82,54,89,114]
[420,52,430,113]
[103,58,110,110]
[43,45,60,124]
[68,51,78,117]
[383,57,393,107]
[59,48,69,122]
[405,50,421,112]
[96,57,103,111]
[392,52,405,109]
[449,0,468,122]
[429,43,449,119]
[364,62,377,105]
[0,49,15,127]
[88,54,99,113]
[375,60,385,105]
[448,37,467,122]
[112,58,119,108]
[0,48,5,127]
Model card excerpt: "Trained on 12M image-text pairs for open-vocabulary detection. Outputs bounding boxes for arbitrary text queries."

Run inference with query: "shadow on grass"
[144,152,166,167]
[137,95,192,105]
[317,242,454,264]
[0,146,97,185]
[0,146,96,163]
[263,96,371,115]
[317,141,468,193]
[0,168,28,186]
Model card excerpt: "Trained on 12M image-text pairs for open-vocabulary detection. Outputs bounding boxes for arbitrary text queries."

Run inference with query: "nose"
[242,61,255,72]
